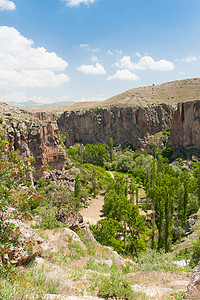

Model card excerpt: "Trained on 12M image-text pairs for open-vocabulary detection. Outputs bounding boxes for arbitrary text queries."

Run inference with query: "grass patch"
[135,249,188,273]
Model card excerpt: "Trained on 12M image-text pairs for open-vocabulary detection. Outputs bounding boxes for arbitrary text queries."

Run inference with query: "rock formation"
[0,103,66,180]
[169,100,200,155]
[58,104,174,148]
[186,261,200,299]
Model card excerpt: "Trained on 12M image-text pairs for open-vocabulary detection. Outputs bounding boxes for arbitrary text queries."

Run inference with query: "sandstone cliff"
[0,103,66,180]
[169,100,200,155]
[58,104,174,148]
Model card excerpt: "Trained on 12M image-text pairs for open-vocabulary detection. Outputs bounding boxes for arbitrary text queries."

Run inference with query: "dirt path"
[80,193,105,225]
[81,171,115,225]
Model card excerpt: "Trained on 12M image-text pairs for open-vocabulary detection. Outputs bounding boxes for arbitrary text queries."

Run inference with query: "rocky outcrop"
[169,100,200,155]
[58,104,174,148]
[186,261,200,299]
[185,214,199,236]
[0,103,66,180]
[31,111,57,122]
[2,219,43,266]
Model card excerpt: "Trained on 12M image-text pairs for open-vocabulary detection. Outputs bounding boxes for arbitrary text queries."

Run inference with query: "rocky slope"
[58,104,174,148]
[0,103,66,180]
[24,78,200,113]
[169,100,200,156]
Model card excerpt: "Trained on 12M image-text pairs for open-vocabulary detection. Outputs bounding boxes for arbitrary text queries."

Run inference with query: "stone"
[185,215,199,236]
[64,228,87,250]
[169,100,200,156]
[0,103,66,181]
[4,219,43,266]
[186,261,200,299]
[58,105,174,150]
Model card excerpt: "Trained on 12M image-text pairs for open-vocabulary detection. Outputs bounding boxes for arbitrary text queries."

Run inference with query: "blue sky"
[0,0,200,105]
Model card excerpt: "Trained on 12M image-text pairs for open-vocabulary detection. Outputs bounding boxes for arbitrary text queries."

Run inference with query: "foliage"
[68,143,109,166]
[0,130,35,257]
[191,225,200,267]
[108,137,113,162]
[145,153,199,252]
[135,249,181,272]
[97,266,135,300]
[74,174,81,201]
[59,131,66,143]
[86,258,110,273]
[32,206,60,229]
[91,176,147,256]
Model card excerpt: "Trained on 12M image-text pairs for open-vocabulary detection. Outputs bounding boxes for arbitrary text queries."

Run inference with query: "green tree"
[0,130,34,258]
[74,174,81,201]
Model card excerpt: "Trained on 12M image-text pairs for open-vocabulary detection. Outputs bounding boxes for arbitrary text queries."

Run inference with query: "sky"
[0,0,200,105]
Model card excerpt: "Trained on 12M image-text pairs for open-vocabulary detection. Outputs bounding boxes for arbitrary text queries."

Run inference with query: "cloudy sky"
[0,0,200,105]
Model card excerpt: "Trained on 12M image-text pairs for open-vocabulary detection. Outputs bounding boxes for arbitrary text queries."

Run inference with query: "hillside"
[24,78,200,113]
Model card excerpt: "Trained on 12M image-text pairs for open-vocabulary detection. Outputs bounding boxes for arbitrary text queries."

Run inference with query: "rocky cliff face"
[0,103,66,180]
[169,100,200,155]
[58,104,174,148]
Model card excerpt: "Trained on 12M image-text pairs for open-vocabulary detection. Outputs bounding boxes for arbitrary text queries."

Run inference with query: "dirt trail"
[80,193,105,225]
[81,171,115,225]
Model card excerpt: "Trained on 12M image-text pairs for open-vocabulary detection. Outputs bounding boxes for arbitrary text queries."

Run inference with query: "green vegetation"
[97,266,135,299]
[1,128,200,299]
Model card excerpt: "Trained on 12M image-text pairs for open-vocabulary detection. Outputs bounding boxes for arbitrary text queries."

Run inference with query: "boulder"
[4,219,43,266]
[186,261,200,299]
[185,214,199,236]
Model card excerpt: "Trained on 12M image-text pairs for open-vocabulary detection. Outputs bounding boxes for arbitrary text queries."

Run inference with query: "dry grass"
[24,77,200,114]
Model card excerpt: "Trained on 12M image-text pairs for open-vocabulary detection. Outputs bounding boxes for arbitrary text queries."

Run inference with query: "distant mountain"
[15,77,200,113]
[7,100,75,108]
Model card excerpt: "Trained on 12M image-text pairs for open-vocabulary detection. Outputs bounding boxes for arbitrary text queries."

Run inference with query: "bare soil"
[80,193,105,225]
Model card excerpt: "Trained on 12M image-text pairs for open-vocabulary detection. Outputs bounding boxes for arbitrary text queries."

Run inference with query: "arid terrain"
[24,78,200,114]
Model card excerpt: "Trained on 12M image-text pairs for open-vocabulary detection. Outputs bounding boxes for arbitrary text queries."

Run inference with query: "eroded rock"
[186,261,200,299]
[0,103,66,181]
[58,105,174,149]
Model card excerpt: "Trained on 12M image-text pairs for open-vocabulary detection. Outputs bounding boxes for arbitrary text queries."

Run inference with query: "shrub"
[33,206,60,229]
[98,266,135,299]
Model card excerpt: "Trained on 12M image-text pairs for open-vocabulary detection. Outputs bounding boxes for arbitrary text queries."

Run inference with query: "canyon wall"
[169,100,200,154]
[0,103,66,180]
[58,104,174,148]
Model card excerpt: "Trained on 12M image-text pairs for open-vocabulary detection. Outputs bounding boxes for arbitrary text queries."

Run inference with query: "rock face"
[186,261,200,299]
[3,219,43,266]
[0,103,66,180]
[169,100,200,155]
[185,214,199,236]
[58,104,174,148]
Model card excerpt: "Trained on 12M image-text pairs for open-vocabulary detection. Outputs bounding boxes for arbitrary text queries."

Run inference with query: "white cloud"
[80,43,89,48]
[0,0,15,11]
[90,54,99,62]
[182,55,199,63]
[80,43,100,53]
[77,62,106,75]
[65,0,97,7]
[115,55,174,72]
[0,26,70,88]
[107,50,114,56]
[135,52,142,58]
[0,91,27,103]
[107,69,139,81]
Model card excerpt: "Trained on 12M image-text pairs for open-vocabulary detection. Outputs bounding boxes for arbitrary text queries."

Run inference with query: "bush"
[98,266,135,299]
[33,206,60,229]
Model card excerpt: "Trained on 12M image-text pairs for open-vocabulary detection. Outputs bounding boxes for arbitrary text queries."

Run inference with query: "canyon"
[0,103,66,180]
[169,100,200,155]
[1,98,200,183]
[58,104,174,148]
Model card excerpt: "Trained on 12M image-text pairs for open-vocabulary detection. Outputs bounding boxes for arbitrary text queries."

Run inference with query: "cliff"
[169,100,200,155]
[0,103,66,180]
[58,104,174,148]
